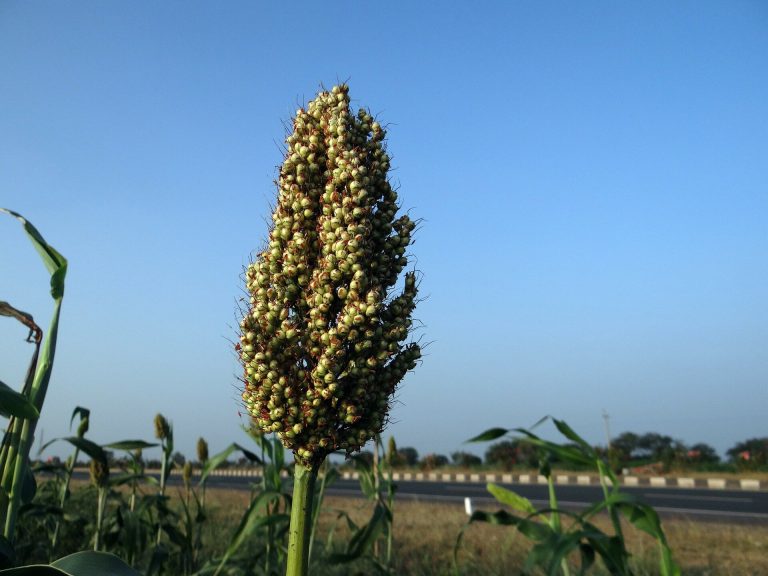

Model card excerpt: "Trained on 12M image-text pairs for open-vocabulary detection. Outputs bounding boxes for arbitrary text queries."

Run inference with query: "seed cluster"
[240,84,421,468]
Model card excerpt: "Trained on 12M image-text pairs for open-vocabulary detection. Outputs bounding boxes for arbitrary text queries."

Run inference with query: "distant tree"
[451,451,482,468]
[727,438,768,467]
[685,443,720,465]
[420,454,449,470]
[485,441,517,470]
[611,432,640,462]
[636,433,676,461]
[484,439,538,470]
[172,452,186,467]
[397,447,419,467]
[355,451,374,468]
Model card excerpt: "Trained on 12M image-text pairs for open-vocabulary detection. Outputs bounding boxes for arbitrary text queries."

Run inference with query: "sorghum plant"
[238,84,421,575]
[0,209,67,563]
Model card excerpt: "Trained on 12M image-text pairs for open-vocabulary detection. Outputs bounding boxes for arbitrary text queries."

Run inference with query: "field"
[202,488,768,576]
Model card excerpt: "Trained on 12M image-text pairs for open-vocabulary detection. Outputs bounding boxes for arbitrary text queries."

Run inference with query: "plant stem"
[546,475,571,576]
[286,461,318,576]
[156,438,169,546]
[308,459,328,566]
[51,447,79,555]
[94,485,107,551]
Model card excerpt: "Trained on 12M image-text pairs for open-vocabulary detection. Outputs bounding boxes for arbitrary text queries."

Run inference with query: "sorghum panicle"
[240,84,421,468]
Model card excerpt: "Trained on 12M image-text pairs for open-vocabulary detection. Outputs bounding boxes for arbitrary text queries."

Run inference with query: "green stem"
[599,467,626,544]
[308,459,328,566]
[2,299,61,541]
[546,475,570,576]
[94,485,107,551]
[286,461,318,576]
[386,461,394,565]
[51,447,79,556]
[156,440,169,546]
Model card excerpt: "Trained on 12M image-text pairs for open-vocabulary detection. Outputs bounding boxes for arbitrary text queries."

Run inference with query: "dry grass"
[201,488,768,575]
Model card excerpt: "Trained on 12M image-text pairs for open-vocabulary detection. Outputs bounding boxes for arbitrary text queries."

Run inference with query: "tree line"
[355,433,768,473]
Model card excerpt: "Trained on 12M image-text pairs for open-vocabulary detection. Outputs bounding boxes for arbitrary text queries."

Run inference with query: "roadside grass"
[199,488,768,575]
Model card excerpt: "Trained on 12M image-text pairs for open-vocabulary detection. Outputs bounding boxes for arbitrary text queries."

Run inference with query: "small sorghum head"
[90,458,109,488]
[154,413,170,440]
[182,461,193,489]
[196,437,209,464]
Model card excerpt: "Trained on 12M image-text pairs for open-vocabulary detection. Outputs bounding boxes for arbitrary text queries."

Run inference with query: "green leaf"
[528,531,586,576]
[552,418,595,456]
[513,430,593,467]
[103,440,158,451]
[68,407,89,430]
[198,442,260,486]
[328,501,390,563]
[51,551,142,576]
[0,551,142,575]
[20,465,36,505]
[107,472,154,488]
[466,427,509,443]
[0,379,39,420]
[486,483,536,515]
[0,566,69,575]
[213,490,288,572]
[0,209,68,299]
[40,437,106,465]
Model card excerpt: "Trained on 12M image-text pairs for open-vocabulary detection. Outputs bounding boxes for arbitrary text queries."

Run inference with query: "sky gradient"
[1,1,766,462]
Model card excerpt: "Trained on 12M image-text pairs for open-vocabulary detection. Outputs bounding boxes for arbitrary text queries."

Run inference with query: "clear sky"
[1,1,766,462]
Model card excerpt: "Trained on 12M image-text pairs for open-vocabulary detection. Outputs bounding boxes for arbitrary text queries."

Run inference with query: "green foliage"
[0,551,141,575]
[450,452,481,468]
[0,210,67,565]
[484,439,538,470]
[608,431,719,471]
[459,418,681,576]
[326,436,396,574]
[419,454,449,470]
[727,437,768,469]
[395,447,419,467]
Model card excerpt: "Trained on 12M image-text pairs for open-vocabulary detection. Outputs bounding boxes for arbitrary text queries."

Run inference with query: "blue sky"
[1,1,766,462]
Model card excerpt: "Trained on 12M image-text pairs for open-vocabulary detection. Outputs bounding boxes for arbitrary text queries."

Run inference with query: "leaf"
[466,427,509,443]
[528,531,586,576]
[0,209,68,299]
[513,429,593,467]
[40,437,106,465]
[51,551,142,576]
[198,443,261,485]
[328,501,390,563]
[20,465,36,505]
[213,490,288,572]
[103,440,158,451]
[552,418,595,456]
[107,472,154,488]
[486,483,536,515]
[0,379,39,420]
[68,407,89,430]
[0,552,142,575]
[0,566,69,575]
[0,302,41,343]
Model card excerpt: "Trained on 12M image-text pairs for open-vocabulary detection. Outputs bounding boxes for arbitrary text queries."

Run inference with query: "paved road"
[69,471,768,523]
[199,475,768,524]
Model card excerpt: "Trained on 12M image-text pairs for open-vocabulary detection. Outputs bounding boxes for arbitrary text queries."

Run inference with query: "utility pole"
[602,410,611,451]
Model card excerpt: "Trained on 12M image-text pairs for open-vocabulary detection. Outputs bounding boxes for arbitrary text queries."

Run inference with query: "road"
[67,470,767,523]
[198,475,768,524]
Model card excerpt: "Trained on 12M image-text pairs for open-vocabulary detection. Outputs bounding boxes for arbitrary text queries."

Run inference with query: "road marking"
[644,493,753,503]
